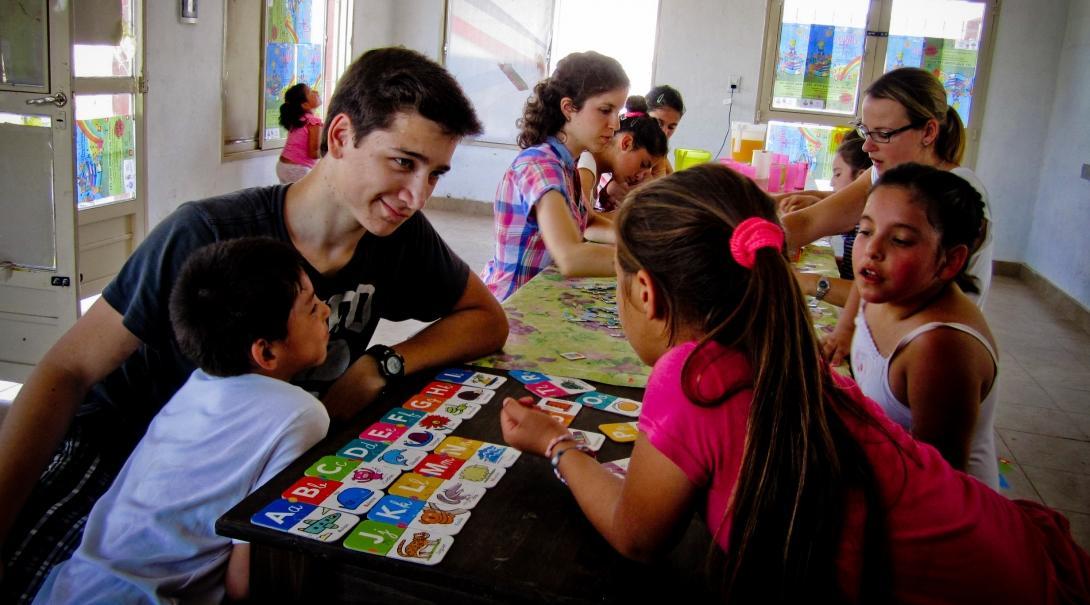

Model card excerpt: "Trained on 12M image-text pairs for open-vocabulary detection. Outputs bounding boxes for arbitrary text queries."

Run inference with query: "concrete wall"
[144,0,278,227]
[1024,1,1090,307]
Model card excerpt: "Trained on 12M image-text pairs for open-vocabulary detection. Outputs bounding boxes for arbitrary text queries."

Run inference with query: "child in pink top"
[498,163,1090,603]
[276,83,322,183]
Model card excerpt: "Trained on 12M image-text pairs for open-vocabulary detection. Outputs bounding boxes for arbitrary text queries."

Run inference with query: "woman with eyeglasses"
[782,67,994,367]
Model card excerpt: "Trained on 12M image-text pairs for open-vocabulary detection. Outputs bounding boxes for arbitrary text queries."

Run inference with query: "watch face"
[385,356,403,375]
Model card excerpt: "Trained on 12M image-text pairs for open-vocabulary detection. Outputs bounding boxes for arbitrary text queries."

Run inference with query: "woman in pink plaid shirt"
[481,51,629,301]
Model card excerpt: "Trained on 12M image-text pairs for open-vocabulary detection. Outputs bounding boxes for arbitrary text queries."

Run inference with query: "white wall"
[1025,0,1090,307]
[144,0,278,226]
[975,0,1068,263]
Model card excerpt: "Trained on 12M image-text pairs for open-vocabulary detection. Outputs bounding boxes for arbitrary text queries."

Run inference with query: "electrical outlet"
[729,75,742,91]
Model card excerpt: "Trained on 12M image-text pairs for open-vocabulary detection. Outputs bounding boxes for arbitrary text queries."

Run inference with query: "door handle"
[25,92,68,107]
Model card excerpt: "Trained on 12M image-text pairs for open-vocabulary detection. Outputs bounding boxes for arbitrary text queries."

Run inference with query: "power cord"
[713,85,738,160]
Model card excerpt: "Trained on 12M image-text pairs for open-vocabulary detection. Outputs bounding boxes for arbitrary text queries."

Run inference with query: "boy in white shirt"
[33,238,331,604]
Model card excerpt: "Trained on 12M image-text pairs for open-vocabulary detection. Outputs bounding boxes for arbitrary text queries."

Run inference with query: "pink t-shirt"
[280,113,322,168]
[639,341,1090,603]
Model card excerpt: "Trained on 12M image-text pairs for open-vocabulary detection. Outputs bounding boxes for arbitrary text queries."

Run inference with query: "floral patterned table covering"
[474,239,843,388]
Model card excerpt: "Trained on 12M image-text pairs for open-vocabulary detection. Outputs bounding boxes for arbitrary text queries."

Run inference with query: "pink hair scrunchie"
[624,111,647,119]
[729,217,785,269]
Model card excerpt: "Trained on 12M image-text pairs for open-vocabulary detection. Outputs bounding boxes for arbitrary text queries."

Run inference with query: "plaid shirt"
[482,137,588,301]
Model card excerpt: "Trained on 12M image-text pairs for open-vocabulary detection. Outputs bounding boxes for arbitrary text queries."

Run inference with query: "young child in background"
[32,238,330,604]
[481,51,629,301]
[577,95,668,213]
[276,82,323,183]
[851,163,999,488]
[499,164,1090,603]
[645,85,685,178]
[830,131,872,280]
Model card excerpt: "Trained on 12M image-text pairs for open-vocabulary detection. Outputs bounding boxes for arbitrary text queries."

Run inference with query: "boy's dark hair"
[320,47,482,155]
[170,238,306,377]
[517,51,629,149]
[646,84,685,115]
[279,83,310,131]
[619,95,667,157]
[873,162,986,294]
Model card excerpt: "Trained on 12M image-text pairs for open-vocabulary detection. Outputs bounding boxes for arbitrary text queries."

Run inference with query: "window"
[756,0,996,186]
[222,0,353,157]
[444,0,660,146]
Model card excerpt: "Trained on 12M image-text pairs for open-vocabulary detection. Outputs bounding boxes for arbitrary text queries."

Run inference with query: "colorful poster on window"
[263,0,325,141]
[765,123,851,185]
[297,43,324,91]
[801,25,834,109]
[265,42,297,139]
[939,46,977,122]
[774,22,810,102]
[828,26,864,113]
[885,35,925,71]
[75,116,136,206]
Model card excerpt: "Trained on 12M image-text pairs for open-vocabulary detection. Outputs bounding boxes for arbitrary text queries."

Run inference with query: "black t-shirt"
[92,184,469,444]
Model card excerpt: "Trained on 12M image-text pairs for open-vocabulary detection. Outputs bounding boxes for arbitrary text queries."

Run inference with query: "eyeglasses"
[852,121,921,144]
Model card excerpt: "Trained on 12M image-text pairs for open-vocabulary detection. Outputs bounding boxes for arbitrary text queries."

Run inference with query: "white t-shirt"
[872,166,994,307]
[34,370,329,605]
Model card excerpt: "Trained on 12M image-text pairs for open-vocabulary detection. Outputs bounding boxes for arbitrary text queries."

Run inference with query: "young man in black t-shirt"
[0,47,508,603]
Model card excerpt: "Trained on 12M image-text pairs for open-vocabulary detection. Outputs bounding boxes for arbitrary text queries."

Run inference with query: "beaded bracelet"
[550,444,595,485]
[544,432,575,459]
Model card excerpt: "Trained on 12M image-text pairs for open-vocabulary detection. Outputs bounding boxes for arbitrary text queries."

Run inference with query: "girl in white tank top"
[849,163,1000,489]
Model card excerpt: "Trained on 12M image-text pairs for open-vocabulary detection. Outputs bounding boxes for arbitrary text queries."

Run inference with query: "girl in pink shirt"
[276,83,322,183]
[499,163,1090,603]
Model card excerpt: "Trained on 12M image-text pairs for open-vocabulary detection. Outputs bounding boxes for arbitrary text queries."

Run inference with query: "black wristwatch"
[815,277,831,301]
[364,345,405,382]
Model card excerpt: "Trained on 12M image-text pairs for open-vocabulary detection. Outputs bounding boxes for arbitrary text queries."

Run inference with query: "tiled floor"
[2,207,1087,551]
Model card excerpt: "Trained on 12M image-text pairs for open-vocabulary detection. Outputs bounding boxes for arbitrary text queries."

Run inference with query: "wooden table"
[217,368,714,603]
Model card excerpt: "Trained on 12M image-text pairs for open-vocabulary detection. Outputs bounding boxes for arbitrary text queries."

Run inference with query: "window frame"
[221,0,353,160]
[755,0,999,167]
[440,0,661,149]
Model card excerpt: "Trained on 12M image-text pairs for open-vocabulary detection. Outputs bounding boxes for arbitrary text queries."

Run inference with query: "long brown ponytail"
[615,164,893,602]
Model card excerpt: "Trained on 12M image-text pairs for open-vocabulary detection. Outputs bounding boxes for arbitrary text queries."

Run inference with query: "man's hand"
[321,354,387,421]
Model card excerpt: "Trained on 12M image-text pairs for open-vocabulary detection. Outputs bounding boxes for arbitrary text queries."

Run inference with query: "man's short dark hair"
[320,46,483,155]
[170,238,305,377]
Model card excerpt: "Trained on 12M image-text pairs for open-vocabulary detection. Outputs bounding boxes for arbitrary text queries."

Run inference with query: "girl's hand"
[603,177,631,203]
[822,319,855,366]
[500,397,568,457]
[778,193,821,215]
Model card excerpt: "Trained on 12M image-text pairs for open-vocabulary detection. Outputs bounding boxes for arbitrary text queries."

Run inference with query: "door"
[0,0,77,382]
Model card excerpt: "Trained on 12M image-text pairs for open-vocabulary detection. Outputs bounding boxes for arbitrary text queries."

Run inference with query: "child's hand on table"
[500,396,569,457]
[821,319,855,367]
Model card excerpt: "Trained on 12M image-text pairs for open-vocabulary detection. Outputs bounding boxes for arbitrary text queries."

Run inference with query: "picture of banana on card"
[535,397,583,427]
[574,391,642,418]
[434,368,507,389]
